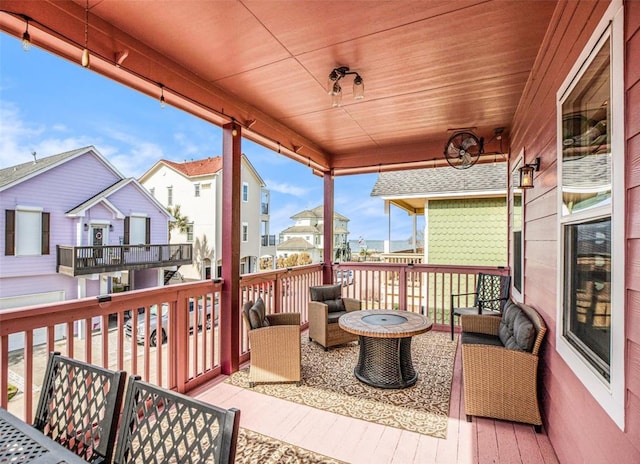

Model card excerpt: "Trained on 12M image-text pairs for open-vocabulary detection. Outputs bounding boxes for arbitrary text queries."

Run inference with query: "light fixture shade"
[81,48,90,67]
[22,30,31,51]
[353,75,364,99]
[519,164,535,189]
[331,84,342,107]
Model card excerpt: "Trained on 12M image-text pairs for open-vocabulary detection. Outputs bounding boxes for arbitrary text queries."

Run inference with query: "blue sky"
[0,33,420,243]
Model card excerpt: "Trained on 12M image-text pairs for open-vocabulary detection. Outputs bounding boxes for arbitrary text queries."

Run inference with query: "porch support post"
[220,122,241,375]
[323,171,334,284]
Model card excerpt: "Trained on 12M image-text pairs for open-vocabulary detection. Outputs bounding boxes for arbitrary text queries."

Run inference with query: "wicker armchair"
[461,301,546,431]
[242,299,301,387]
[308,284,361,350]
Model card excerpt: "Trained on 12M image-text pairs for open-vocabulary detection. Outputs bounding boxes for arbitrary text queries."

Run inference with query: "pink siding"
[511,0,640,462]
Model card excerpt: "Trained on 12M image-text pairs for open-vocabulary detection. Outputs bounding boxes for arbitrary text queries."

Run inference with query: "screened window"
[187,223,194,242]
[16,209,42,255]
[242,183,248,202]
[194,184,200,197]
[242,223,248,242]
[130,216,147,245]
[167,186,173,206]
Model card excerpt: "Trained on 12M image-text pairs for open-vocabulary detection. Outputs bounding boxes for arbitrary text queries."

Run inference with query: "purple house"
[0,146,191,348]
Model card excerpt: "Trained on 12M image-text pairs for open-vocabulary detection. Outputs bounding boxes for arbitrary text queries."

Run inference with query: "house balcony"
[0,263,558,463]
[56,243,193,276]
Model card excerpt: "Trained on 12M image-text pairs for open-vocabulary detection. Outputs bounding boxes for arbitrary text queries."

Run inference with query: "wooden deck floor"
[192,331,560,464]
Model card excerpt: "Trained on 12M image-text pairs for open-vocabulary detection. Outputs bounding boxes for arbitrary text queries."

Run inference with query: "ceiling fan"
[444,131,484,169]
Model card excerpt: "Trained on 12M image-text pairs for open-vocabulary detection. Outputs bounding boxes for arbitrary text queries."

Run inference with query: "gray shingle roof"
[277,237,316,250]
[291,205,349,222]
[0,146,93,190]
[370,162,507,197]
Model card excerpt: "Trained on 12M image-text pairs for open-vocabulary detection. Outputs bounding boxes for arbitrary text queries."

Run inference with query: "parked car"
[336,270,354,286]
[124,299,217,346]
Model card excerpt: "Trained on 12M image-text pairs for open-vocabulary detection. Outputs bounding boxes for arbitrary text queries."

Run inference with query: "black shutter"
[5,210,15,256]
[124,217,130,244]
[41,212,50,255]
[145,217,151,251]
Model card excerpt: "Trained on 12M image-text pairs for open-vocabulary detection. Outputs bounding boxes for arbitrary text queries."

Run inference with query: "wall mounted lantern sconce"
[109,224,114,232]
[84,223,89,231]
[519,157,541,189]
[327,66,364,107]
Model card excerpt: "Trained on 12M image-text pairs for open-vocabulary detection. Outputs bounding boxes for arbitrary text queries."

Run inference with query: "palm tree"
[167,204,190,240]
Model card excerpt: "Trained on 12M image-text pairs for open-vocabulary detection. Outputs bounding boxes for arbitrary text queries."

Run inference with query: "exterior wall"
[239,161,263,273]
[510,0,640,462]
[427,197,507,266]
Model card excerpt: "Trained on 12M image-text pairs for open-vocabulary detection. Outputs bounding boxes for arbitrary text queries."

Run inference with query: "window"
[194,184,200,197]
[511,155,524,300]
[242,182,248,202]
[186,223,194,242]
[242,223,248,242]
[4,208,50,256]
[557,0,624,428]
[167,186,173,206]
[149,187,155,197]
[125,215,150,245]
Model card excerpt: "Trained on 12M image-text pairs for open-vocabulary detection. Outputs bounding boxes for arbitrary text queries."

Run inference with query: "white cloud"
[265,180,310,196]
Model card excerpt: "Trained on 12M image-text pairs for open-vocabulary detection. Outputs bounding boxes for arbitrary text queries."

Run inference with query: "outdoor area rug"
[236,428,346,464]
[226,331,458,439]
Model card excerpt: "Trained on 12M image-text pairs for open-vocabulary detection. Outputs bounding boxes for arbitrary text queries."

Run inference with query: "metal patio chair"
[450,273,511,340]
[113,376,240,464]
[34,352,126,463]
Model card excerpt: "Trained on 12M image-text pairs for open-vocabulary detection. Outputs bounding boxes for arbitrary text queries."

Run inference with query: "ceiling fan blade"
[461,137,478,150]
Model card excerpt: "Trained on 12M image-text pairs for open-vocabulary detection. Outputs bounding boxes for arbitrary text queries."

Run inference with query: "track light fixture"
[327,66,364,107]
[21,18,31,51]
[519,157,541,189]
[81,0,90,67]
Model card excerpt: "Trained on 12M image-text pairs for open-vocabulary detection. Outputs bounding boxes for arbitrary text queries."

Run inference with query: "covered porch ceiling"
[0,0,557,175]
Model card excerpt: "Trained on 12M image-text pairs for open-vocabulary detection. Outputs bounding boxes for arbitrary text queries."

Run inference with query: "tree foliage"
[167,204,190,240]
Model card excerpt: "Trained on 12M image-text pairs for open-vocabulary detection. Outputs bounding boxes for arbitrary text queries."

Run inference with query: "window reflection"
[562,38,611,215]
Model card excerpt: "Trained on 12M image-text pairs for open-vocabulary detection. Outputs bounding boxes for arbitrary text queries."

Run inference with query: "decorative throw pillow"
[499,302,536,351]
[309,285,345,313]
[248,297,270,329]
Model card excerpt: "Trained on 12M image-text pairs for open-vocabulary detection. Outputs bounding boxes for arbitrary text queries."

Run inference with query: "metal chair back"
[113,376,240,464]
[34,352,126,463]
[475,273,511,312]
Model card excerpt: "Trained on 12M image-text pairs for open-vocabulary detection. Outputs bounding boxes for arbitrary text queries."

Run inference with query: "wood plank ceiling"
[0,0,557,175]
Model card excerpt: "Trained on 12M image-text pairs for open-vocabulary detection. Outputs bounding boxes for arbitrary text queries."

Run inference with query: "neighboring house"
[277,206,350,263]
[0,146,188,350]
[371,163,507,266]
[139,154,270,278]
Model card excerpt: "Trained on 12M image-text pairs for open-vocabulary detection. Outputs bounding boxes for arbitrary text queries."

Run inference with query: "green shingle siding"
[428,198,507,266]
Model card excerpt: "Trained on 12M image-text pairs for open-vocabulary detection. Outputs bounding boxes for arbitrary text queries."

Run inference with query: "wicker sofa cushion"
[327,311,347,324]
[247,297,270,330]
[310,285,346,313]
[499,301,536,352]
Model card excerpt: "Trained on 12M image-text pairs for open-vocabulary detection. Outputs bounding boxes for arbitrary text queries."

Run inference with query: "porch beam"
[323,172,334,284]
[220,122,241,375]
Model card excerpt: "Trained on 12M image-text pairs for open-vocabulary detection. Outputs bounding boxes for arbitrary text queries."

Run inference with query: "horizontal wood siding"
[108,182,169,243]
[511,0,640,462]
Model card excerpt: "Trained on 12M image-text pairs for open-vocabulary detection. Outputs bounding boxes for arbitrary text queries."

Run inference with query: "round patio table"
[338,309,432,389]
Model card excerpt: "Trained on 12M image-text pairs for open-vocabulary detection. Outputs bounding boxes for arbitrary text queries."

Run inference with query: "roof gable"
[0,146,125,192]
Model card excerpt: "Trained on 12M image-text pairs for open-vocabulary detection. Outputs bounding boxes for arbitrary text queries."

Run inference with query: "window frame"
[186,223,194,242]
[555,0,624,429]
[242,182,249,202]
[167,186,173,206]
[241,222,248,242]
[511,152,525,302]
[194,184,200,197]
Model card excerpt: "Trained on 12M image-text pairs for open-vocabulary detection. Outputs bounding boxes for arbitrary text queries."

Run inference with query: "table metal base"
[354,335,417,389]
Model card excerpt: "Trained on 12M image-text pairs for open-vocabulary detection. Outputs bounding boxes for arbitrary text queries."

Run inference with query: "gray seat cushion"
[327,311,347,324]
[461,332,504,347]
[499,301,536,352]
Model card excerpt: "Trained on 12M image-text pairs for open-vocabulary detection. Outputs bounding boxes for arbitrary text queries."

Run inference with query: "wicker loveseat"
[460,299,546,431]
[308,284,361,350]
[242,298,301,387]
